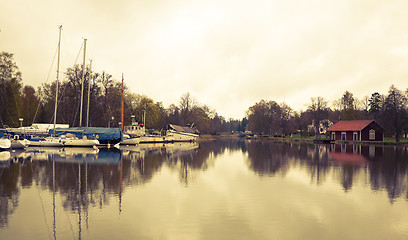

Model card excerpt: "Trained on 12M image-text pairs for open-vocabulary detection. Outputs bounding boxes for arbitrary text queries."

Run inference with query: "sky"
[1,0,408,120]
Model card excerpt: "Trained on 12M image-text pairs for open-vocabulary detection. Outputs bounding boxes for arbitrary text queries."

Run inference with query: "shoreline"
[198,134,408,146]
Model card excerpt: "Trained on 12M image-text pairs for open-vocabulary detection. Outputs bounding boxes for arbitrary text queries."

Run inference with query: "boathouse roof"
[327,120,378,132]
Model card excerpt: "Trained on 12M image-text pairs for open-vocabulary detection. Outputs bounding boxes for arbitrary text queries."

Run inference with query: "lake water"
[1,140,408,240]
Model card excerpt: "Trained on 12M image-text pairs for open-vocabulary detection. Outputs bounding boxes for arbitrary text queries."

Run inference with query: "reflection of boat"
[0,151,11,163]
[24,147,65,161]
[120,142,199,161]
[165,142,199,153]
[54,149,122,165]
[165,142,199,159]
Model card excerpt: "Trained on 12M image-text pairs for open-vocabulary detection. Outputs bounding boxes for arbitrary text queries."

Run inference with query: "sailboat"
[29,26,99,148]
[119,74,140,145]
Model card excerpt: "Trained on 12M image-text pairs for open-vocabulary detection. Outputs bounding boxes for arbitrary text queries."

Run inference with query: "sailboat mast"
[86,59,92,127]
[143,108,146,135]
[79,38,87,127]
[53,25,62,137]
[121,73,124,131]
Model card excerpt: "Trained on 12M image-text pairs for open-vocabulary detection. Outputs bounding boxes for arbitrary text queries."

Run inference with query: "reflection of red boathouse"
[329,152,368,166]
[328,144,383,166]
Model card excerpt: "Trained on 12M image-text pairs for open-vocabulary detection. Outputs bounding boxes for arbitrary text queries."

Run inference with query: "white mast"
[86,59,92,127]
[53,25,62,136]
[79,38,87,127]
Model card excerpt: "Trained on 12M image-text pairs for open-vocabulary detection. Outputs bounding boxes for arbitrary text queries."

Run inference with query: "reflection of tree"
[301,144,331,185]
[339,165,354,192]
[368,147,408,203]
[0,164,20,228]
[246,141,289,175]
[121,148,166,187]
[126,140,246,186]
[1,141,408,231]
[166,142,213,185]
[245,141,408,202]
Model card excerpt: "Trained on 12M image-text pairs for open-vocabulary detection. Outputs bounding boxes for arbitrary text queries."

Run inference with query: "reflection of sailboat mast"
[119,156,122,214]
[53,157,56,240]
[78,163,82,240]
[85,163,89,228]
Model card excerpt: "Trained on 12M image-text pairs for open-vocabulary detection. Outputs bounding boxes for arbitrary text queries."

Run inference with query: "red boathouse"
[327,120,384,141]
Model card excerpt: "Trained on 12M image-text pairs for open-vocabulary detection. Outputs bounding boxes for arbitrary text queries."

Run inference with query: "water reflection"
[0,140,408,238]
[245,141,408,201]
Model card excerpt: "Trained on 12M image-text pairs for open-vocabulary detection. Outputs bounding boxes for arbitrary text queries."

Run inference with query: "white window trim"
[369,129,375,140]
[341,132,346,140]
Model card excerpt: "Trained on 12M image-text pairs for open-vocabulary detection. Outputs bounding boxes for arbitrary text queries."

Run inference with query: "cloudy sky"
[1,0,407,119]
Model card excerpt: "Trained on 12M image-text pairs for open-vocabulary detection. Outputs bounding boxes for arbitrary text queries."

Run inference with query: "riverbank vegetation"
[1,51,407,141]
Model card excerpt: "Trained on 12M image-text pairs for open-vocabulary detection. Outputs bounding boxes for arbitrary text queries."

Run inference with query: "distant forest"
[1,51,407,141]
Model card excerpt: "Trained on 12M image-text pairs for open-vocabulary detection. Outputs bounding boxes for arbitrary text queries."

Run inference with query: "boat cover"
[49,127,123,144]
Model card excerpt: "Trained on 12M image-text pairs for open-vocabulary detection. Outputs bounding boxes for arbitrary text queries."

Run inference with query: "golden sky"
[1,0,407,119]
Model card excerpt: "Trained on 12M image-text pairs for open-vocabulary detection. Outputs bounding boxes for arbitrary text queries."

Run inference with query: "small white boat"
[1,135,29,149]
[120,134,141,145]
[0,139,11,150]
[167,124,199,142]
[61,136,99,147]
[28,137,65,147]
[11,139,30,149]
[9,135,31,149]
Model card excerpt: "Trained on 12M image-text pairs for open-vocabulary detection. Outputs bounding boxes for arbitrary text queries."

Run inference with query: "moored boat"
[0,139,11,150]
[120,134,141,145]
[167,124,199,142]
[28,137,65,147]
[11,138,30,149]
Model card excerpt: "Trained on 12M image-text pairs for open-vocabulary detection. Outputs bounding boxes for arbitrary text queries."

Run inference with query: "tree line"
[0,52,245,134]
[2,51,407,140]
[246,86,408,142]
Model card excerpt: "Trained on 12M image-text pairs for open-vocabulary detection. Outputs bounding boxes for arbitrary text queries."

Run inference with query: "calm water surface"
[1,140,408,240]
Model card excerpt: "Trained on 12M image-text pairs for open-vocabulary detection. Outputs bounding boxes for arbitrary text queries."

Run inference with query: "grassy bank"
[198,134,408,146]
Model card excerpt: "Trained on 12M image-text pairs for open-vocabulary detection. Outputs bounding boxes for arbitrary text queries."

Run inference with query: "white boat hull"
[29,138,65,147]
[140,135,173,143]
[62,138,99,147]
[120,136,141,145]
[0,139,12,149]
[168,130,198,142]
[29,137,99,147]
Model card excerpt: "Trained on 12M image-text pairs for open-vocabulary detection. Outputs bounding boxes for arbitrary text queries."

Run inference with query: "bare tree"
[307,97,329,138]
